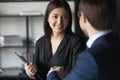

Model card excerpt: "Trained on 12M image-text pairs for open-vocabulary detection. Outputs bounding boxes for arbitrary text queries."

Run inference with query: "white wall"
[0,1,75,68]
[0,1,74,16]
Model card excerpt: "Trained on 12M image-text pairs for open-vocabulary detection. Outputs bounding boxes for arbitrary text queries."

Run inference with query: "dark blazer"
[47,32,120,80]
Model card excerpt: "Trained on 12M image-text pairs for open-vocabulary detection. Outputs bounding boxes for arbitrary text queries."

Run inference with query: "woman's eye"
[51,15,68,19]
[63,15,68,19]
[52,15,58,18]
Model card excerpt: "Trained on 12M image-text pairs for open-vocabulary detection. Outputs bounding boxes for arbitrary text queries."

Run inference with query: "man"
[47,0,120,80]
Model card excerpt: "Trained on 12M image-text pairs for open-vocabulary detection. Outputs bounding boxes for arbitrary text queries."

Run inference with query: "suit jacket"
[47,32,120,80]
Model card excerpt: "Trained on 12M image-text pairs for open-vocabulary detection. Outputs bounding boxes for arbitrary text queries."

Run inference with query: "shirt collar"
[86,30,112,48]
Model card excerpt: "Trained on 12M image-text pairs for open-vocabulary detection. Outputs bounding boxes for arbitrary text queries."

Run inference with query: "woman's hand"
[24,62,37,79]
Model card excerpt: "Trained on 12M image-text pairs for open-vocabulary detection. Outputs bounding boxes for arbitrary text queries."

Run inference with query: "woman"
[24,0,85,80]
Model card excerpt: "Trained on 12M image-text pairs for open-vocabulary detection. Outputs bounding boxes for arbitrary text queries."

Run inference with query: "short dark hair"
[79,0,116,30]
[44,0,73,37]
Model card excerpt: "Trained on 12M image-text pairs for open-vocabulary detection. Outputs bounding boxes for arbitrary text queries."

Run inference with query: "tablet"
[14,52,28,63]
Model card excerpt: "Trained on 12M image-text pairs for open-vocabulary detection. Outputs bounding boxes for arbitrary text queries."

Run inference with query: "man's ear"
[81,12,87,23]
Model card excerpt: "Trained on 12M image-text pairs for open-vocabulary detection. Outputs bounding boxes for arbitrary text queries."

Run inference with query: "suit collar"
[86,30,112,48]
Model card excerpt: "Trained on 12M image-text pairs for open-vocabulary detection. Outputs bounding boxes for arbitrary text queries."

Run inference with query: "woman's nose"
[57,17,63,24]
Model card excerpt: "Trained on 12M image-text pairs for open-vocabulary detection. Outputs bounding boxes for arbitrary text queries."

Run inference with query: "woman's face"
[48,7,69,34]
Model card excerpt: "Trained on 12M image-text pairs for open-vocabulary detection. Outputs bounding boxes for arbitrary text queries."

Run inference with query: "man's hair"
[79,0,116,30]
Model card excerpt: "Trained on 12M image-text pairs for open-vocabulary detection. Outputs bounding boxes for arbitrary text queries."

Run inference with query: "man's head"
[78,0,116,36]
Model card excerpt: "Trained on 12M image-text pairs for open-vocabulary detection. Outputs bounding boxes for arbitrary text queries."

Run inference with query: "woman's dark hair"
[44,0,73,37]
[79,0,116,30]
